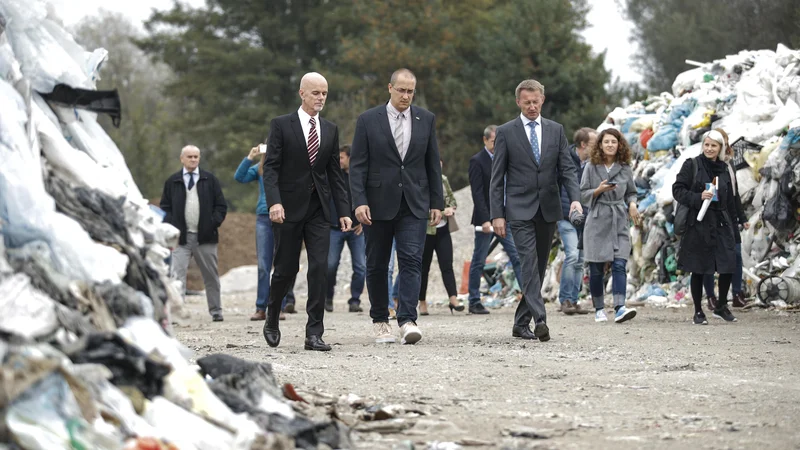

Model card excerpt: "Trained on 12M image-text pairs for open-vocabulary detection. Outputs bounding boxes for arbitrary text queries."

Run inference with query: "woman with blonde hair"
[673,130,739,324]
[701,129,751,309]
[580,128,640,323]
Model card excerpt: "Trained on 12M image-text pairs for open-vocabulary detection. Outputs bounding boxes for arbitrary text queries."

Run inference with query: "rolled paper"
[696,176,717,222]
[474,226,494,233]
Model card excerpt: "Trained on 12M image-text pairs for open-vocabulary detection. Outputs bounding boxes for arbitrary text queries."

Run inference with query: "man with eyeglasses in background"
[349,68,444,345]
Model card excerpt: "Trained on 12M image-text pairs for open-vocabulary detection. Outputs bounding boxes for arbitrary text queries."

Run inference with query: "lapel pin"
[415,116,420,120]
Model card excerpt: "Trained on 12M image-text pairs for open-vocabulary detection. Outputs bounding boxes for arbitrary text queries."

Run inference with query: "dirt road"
[174,292,800,449]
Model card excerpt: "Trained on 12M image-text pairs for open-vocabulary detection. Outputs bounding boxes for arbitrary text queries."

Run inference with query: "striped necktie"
[308,117,319,165]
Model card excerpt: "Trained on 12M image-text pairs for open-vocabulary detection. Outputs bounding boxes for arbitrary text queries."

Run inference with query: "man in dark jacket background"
[160,145,228,321]
[326,144,365,313]
[467,124,523,315]
[557,127,595,315]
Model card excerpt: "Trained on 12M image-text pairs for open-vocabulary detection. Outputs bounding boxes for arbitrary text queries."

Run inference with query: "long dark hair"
[589,128,632,166]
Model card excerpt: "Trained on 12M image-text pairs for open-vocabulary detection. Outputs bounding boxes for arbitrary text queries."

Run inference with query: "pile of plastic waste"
[546,44,800,310]
[0,1,350,448]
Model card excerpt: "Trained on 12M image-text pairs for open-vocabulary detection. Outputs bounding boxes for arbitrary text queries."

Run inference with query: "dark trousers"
[267,194,330,337]
[509,209,557,327]
[420,226,457,301]
[363,197,427,326]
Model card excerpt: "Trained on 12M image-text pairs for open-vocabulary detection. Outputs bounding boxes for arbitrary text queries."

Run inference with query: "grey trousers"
[171,232,221,315]
[509,211,557,327]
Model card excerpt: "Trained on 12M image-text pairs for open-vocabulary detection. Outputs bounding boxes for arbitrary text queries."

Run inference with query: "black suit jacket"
[469,148,493,226]
[490,116,580,222]
[160,169,227,245]
[349,104,444,221]
[262,111,349,223]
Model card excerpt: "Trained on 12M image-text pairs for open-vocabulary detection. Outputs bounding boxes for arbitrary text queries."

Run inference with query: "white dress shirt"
[520,113,543,155]
[387,102,412,159]
[297,107,321,146]
[182,167,198,189]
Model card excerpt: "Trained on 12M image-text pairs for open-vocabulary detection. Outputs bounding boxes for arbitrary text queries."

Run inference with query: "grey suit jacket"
[489,116,580,222]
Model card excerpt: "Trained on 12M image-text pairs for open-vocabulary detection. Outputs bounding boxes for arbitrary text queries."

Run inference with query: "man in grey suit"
[490,79,583,342]
[350,68,443,345]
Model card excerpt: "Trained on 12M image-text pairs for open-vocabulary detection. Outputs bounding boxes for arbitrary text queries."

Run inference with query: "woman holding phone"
[580,128,640,324]
[234,144,295,321]
[673,130,738,325]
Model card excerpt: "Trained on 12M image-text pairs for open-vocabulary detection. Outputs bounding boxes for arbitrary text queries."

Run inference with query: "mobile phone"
[258,144,267,153]
[607,182,617,187]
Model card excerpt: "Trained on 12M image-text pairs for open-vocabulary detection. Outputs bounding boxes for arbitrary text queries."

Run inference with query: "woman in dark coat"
[702,129,751,310]
[673,130,738,324]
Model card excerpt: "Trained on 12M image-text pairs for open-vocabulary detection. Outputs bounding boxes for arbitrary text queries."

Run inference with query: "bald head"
[299,72,329,115]
[180,145,200,171]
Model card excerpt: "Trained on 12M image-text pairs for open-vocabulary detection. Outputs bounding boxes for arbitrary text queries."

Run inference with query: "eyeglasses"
[392,86,416,96]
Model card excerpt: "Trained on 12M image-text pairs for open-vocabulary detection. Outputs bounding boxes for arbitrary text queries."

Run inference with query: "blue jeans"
[255,214,295,311]
[703,243,743,297]
[589,258,627,308]
[327,228,366,304]
[387,240,400,308]
[557,220,584,304]
[364,213,428,326]
[467,225,522,307]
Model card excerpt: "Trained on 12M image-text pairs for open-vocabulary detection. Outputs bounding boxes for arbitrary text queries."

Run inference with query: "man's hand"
[492,218,507,238]
[248,146,261,161]
[481,221,492,234]
[569,201,583,215]
[356,205,372,225]
[339,217,353,232]
[353,224,363,235]
[444,207,456,217]
[429,209,442,226]
[269,204,285,223]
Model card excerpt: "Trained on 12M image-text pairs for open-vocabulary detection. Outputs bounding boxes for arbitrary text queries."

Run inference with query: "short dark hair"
[339,144,351,156]
[390,68,416,84]
[573,127,597,147]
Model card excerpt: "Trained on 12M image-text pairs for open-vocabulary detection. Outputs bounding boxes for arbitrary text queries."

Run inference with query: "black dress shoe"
[304,335,332,351]
[348,302,363,313]
[512,325,537,340]
[283,303,296,314]
[468,303,490,315]
[533,322,550,342]
[263,323,281,348]
[325,298,334,312]
[212,313,224,322]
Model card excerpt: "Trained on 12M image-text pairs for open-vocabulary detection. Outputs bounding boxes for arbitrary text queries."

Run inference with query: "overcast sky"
[55,0,642,84]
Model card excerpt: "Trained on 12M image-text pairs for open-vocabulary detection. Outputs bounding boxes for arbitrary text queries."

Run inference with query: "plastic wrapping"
[0,273,59,340]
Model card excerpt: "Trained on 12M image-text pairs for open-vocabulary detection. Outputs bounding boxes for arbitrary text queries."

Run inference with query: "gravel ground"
[174,289,800,450]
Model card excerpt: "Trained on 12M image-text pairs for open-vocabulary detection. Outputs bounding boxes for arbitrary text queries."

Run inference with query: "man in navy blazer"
[349,68,444,345]
[490,79,583,343]
[261,72,352,352]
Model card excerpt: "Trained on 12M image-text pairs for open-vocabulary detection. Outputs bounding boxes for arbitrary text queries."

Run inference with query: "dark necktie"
[187,172,195,190]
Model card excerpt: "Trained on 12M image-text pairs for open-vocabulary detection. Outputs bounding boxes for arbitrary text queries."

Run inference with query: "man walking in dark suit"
[262,72,352,352]
[350,68,444,345]
[160,145,227,322]
[490,79,583,342]
[467,125,523,315]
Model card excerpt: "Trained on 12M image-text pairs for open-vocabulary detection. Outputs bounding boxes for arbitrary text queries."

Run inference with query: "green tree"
[72,11,183,202]
[623,0,800,92]
[139,0,614,197]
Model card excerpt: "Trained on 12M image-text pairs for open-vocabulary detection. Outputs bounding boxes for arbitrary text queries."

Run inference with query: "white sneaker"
[400,322,422,345]
[373,322,396,344]
[595,310,608,322]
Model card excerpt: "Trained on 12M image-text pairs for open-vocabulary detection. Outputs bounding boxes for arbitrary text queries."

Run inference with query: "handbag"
[673,157,698,236]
